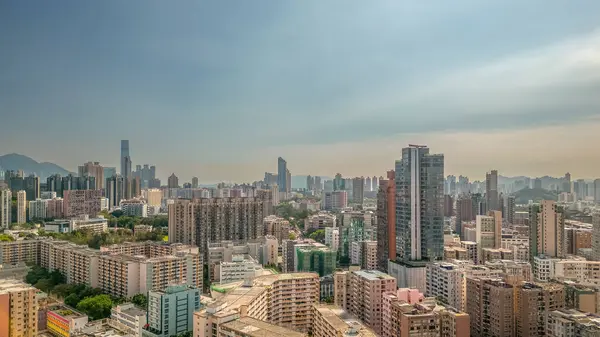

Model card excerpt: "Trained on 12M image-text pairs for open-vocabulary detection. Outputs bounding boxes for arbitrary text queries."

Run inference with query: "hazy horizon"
[2,1,600,183]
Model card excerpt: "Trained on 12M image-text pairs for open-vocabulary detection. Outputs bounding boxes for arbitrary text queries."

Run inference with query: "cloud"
[268,116,600,181]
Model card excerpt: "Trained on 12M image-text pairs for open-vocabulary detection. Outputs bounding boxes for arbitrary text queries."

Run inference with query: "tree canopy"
[76,295,113,320]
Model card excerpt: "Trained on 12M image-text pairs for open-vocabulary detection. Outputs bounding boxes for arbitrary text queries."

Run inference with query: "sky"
[1,1,600,183]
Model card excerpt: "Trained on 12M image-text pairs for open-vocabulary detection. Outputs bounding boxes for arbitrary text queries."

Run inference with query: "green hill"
[511,188,558,204]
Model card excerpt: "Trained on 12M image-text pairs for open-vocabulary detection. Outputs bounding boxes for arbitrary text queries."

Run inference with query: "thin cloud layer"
[1,2,599,182]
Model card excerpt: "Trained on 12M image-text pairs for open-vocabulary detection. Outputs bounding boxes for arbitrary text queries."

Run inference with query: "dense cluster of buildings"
[5,143,600,337]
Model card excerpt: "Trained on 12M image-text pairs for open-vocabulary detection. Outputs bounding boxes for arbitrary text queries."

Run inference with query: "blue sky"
[1,1,600,183]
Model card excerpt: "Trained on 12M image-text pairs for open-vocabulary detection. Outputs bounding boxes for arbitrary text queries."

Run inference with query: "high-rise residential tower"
[16,190,27,224]
[167,173,179,189]
[106,175,126,209]
[0,188,11,228]
[389,144,444,291]
[352,177,365,205]
[485,170,499,211]
[120,140,131,179]
[191,177,199,188]
[277,157,287,193]
[78,161,104,189]
[504,195,516,224]
[377,170,396,272]
[529,200,565,263]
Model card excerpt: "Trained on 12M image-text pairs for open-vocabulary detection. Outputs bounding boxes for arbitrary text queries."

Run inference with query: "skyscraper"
[167,173,179,189]
[563,172,572,193]
[389,145,444,291]
[372,176,378,191]
[17,190,27,224]
[120,140,131,179]
[504,195,516,224]
[0,188,11,228]
[192,177,199,188]
[376,170,395,272]
[365,176,371,192]
[529,200,565,263]
[352,177,364,205]
[78,162,104,189]
[106,175,126,208]
[277,157,287,193]
[485,170,499,211]
[23,175,39,201]
[333,173,345,191]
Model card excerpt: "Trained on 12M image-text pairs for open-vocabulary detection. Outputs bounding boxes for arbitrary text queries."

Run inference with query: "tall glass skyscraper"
[120,140,131,179]
[277,157,287,192]
[395,144,445,263]
[388,144,444,291]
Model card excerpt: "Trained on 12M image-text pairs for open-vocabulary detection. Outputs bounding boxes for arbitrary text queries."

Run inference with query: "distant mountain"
[0,153,72,180]
[511,187,558,204]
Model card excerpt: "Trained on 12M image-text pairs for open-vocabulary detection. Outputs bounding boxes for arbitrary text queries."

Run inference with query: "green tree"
[52,284,76,298]
[34,279,54,293]
[309,229,325,243]
[49,269,66,285]
[76,295,113,320]
[64,293,81,308]
[131,294,147,308]
[25,265,49,285]
[111,210,124,218]
[289,232,296,240]
[0,234,14,241]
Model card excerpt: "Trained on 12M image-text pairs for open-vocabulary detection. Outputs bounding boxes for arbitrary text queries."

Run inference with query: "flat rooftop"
[314,305,377,336]
[353,270,395,281]
[221,317,306,337]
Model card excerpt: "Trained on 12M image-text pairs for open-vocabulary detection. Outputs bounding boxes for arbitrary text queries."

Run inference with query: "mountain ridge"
[0,153,72,180]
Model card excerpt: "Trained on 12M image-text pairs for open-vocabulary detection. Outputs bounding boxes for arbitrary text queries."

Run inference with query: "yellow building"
[0,279,39,337]
[47,305,88,337]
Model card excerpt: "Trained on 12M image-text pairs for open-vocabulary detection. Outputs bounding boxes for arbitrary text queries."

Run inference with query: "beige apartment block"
[194,273,319,336]
[17,190,27,224]
[334,270,352,310]
[516,282,565,337]
[530,200,565,260]
[263,215,292,244]
[0,279,38,337]
[467,277,515,337]
[312,304,376,337]
[0,239,40,265]
[347,270,397,334]
[476,210,502,255]
[146,188,162,207]
[381,296,469,337]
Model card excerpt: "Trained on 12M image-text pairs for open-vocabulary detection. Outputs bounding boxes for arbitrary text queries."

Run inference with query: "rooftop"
[314,305,377,337]
[0,279,37,294]
[353,270,395,281]
[221,317,306,337]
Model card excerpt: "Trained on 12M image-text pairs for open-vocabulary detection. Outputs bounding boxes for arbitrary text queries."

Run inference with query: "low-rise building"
[305,212,336,230]
[121,199,149,218]
[47,305,89,337]
[546,309,600,336]
[219,255,266,284]
[111,303,147,337]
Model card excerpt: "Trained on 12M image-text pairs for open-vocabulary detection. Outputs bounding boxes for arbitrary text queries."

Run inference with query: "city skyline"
[2,2,600,182]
